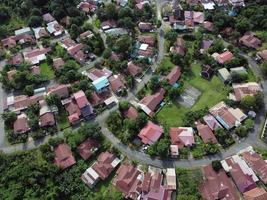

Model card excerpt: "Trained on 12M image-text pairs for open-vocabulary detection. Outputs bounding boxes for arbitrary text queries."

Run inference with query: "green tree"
[212,160,222,172]
[235,125,248,138]
[2,111,17,128]
[28,16,43,27]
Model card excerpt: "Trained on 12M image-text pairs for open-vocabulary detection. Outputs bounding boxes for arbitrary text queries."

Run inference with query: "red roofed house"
[242,151,267,185]
[200,164,239,200]
[169,127,195,148]
[30,65,41,75]
[230,82,261,101]
[239,33,261,49]
[39,112,55,127]
[139,88,165,116]
[203,21,214,32]
[1,37,17,48]
[67,43,86,64]
[82,152,120,188]
[196,122,218,144]
[138,121,163,145]
[77,138,99,160]
[127,61,142,77]
[113,164,143,199]
[124,106,139,120]
[42,13,55,23]
[214,51,234,64]
[138,22,153,32]
[203,114,222,131]
[78,2,97,13]
[101,20,117,30]
[73,90,94,120]
[243,187,267,200]
[47,84,70,98]
[170,37,185,56]
[54,143,76,170]
[138,35,155,46]
[65,101,81,125]
[108,75,125,94]
[9,53,24,66]
[13,113,30,135]
[165,66,181,85]
[257,50,267,61]
[53,58,65,70]
[23,48,50,65]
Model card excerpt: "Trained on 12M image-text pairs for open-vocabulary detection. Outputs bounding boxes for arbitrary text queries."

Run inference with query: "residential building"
[201,65,214,80]
[203,114,222,131]
[138,121,163,145]
[8,53,24,66]
[139,88,165,116]
[203,21,214,32]
[92,76,110,93]
[108,75,125,94]
[196,122,218,144]
[32,27,49,40]
[42,13,55,23]
[229,82,261,101]
[243,187,267,200]
[23,48,50,65]
[14,27,32,36]
[47,21,65,37]
[54,143,76,170]
[169,145,179,158]
[39,112,55,127]
[127,61,142,77]
[170,37,185,56]
[138,22,153,32]
[53,58,65,70]
[229,0,245,7]
[13,113,30,134]
[239,33,261,49]
[47,84,70,98]
[77,138,99,160]
[165,66,181,85]
[101,20,117,31]
[124,106,139,120]
[138,35,155,46]
[165,168,176,190]
[169,127,195,148]
[257,50,267,61]
[73,90,93,120]
[87,68,113,81]
[218,68,231,83]
[113,164,143,199]
[213,51,234,64]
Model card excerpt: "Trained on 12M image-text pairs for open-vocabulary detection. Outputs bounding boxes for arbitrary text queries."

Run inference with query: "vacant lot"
[40,62,55,80]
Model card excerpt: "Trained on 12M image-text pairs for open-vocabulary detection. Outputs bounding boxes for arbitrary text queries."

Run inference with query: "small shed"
[218,68,231,83]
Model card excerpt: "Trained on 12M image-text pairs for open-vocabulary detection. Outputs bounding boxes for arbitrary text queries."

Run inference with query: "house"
[213,51,234,64]
[169,127,195,148]
[47,21,65,37]
[89,91,104,106]
[138,22,153,32]
[23,48,50,65]
[165,168,176,190]
[141,172,172,200]
[113,164,143,199]
[7,69,17,81]
[138,121,163,145]
[184,11,204,26]
[32,27,49,40]
[239,33,261,49]
[78,30,94,41]
[218,68,231,83]
[203,114,222,131]
[53,58,65,70]
[209,101,247,130]
[77,138,99,160]
[13,113,30,134]
[229,0,245,7]
[101,20,117,31]
[200,164,239,200]
[42,13,55,23]
[170,37,185,56]
[242,151,267,184]
[11,94,44,112]
[214,0,229,6]
[139,88,165,116]
[104,95,119,108]
[8,53,24,66]
[138,35,155,46]
[108,75,125,94]
[135,1,150,10]
[39,112,55,127]
[127,61,142,77]
[138,44,154,58]
[124,106,139,120]
[92,76,110,93]
[202,1,215,9]
[169,145,179,158]
[78,2,97,13]
[165,66,181,85]
[200,40,213,53]
[201,65,214,80]
[203,21,214,32]
[229,82,261,101]
[196,122,218,144]
[257,50,267,61]
[1,37,17,48]
[73,90,93,119]
[82,152,121,188]
[230,66,247,75]
[60,38,76,49]
[47,84,70,98]
[243,187,267,200]
[87,68,113,81]
[30,65,40,75]
[54,143,76,170]
[67,43,86,64]
[65,100,81,125]
[186,0,199,6]
[15,27,32,36]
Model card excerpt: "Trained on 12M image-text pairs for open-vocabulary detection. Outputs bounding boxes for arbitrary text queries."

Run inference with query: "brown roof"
[9,53,23,66]
[53,58,65,70]
[54,143,76,170]
[127,61,142,76]
[1,37,16,48]
[242,151,267,184]
[232,83,261,101]
[138,121,163,145]
[140,88,165,116]
[138,35,155,46]
[30,65,41,75]
[40,112,55,127]
[77,138,99,160]
[92,152,118,180]
[141,172,163,194]
[89,91,104,106]
[165,66,181,85]
[200,164,239,200]
[244,187,267,200]
[113,164,142,199]
[203,21,214,32]
[196,123,218,144]
[124,106,138,120]
[47,84,69,98]
[13,114,30,134]
[65,101,81,116]
[138,47,154,57]
[138,22,153,31]
[258,50,267,60]
[108,75,125,93]
[170,37,185,56]
[42,13,55,23]
[7,70,17,81]
[239,33,261,49]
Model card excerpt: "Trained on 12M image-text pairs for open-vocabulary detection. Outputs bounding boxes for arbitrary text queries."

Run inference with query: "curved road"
[1,0,267,170]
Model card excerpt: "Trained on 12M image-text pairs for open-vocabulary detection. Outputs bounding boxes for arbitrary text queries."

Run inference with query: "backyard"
[157,64,230,127]
[40,62,55,80]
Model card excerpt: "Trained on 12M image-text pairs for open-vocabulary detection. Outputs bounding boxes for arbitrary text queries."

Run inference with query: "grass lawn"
[157,56,175,75]
[40,62,55,80]
[57,111,70,131]
[157,63,230,127]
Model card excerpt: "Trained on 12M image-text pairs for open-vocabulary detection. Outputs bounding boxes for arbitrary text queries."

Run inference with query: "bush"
[212,160,223,172]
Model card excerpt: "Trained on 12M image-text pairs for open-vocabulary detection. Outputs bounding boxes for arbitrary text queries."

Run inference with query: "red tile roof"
[239,33,261,49]
[138,22,153,31]
[138,35,155,46]
[40,112,55,127]
[68,113,80,124]
[203,21,214,32]
[244,187,267,200]
[138,121,163,145]
[216,51,234,64]
[108,75,125,93]
[30,65,41,75]
[77,138,99,160]
[127,61,142,76]
[54,143,76,170]
[9,53,24,66]
[65,101,81,116]
[13,114,30,134]
[196,123,218,144]
[53,58,65,70]
[200,164,239,200]
[169,127,195,148]
[124,106,139,120]
[47,84,69,98]
[73,90,90,109]
[113,164,142,199]
[165,66,181,85]
[258,50,267,60]
[42,13,55,23]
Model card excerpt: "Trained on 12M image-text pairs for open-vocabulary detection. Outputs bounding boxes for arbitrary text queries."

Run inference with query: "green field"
[40,62,55,80]
[157,64,230,127]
